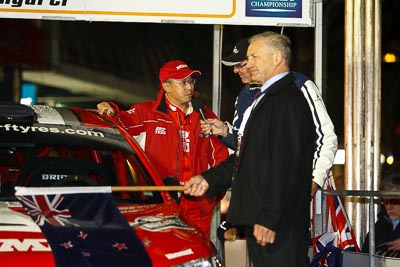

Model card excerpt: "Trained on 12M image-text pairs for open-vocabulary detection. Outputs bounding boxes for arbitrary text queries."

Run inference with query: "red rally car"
[0,104,223,267]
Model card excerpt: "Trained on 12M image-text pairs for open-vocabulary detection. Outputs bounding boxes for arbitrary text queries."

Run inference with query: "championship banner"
[0,0,313,27]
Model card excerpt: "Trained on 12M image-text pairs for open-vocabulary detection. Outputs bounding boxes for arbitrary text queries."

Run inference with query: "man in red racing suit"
[98,60,229,237]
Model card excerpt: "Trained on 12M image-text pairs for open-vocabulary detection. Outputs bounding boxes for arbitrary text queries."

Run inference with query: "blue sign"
[20,83,37,105]
[246,0,302,18]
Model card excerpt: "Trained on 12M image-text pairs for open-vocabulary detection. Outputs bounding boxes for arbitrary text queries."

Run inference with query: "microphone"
[192,97,211,138]
[198,107,207,122]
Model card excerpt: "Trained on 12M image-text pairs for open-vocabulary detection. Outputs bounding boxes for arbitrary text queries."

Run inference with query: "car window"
[0,143,163,205]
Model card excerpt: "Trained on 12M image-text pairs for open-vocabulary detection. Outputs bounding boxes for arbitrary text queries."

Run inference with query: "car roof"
[0,103,166,197]
[0,104,135,152]
[0,103,116,128]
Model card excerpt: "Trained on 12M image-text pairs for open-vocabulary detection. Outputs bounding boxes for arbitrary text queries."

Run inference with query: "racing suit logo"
[155,127,166,135]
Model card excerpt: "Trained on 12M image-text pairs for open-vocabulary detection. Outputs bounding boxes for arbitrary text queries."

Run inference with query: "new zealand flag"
[15,186,152,267]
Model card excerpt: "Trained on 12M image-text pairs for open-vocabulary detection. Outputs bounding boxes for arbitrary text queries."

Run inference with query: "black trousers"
[245,226,310,267]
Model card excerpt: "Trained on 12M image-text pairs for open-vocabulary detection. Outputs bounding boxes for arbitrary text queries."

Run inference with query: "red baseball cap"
[159,60,201,83]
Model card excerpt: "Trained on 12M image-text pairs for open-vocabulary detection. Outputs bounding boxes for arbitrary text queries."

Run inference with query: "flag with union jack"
[311,176,360,267]
[15,186,152,267]
[311,232,343,267]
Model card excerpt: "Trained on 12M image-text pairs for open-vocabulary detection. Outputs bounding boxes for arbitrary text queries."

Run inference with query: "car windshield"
[0,123,163,205]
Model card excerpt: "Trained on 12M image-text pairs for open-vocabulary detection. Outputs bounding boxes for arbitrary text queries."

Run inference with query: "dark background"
[0,0,399,163]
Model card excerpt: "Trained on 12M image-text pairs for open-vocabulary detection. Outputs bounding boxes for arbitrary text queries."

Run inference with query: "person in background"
[202,36,337,198]
[97,60,229,238]
[209,38,262,244]
[362,174,400,257]
[184,31,316,267]
[204,37,262,151]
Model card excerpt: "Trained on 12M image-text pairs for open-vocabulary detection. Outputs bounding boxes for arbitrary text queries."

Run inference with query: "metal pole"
[313,0,324,238]
[211,24,224,259]
[212,25,223,116]
[353,0,366,247]
[111,186,183,191]
[364,1,381,265]
[371,0,382,259]
[314,0,323,90]
[325,190,400,197]
[344,0,355,239]
[364,0,374,242]
[368,196,375,267]
[372,0,382,225]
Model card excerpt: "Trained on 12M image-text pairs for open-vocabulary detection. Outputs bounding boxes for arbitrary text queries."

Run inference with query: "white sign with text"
[0,0,313,27]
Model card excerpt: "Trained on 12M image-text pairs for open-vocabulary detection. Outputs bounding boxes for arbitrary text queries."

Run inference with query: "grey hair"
[380,174,400,191]
[248,31,292,65]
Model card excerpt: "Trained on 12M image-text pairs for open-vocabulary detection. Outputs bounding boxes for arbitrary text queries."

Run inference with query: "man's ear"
[273,51,283,65]
[162,82,171,92]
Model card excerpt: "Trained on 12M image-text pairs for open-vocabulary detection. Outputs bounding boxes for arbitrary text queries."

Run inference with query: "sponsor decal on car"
[0,124,105,137]
[0,238,51,252]
[131,216,194,231]
[165,248,194,260]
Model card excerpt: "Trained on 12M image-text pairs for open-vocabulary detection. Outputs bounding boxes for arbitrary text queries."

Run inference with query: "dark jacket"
[202,72,315,266]
[220,72,337,187]
[362,207,400,257]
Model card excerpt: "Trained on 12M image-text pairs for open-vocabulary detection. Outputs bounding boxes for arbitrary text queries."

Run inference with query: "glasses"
[233,61,247,69]
[383,198,400,205]
[170,77,196,86]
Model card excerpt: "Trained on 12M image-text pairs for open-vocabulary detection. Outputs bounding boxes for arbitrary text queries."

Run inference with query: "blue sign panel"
[20,83,37,105]
[246,0,302,18]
